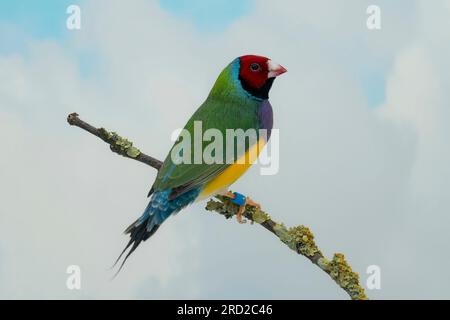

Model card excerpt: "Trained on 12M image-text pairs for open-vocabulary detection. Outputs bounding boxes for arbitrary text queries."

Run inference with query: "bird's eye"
[250,63,261,72]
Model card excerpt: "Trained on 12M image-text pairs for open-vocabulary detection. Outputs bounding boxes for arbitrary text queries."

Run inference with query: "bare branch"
[67,112,368,300]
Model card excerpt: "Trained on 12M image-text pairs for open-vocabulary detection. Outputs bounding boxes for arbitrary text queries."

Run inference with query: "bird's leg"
[236,205,246,224]
[223,192,261,224]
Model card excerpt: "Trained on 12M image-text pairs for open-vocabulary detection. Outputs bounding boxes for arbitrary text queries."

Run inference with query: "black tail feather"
[111,218,160,278]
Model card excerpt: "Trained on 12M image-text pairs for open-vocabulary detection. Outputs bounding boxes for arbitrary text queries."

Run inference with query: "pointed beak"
[267,60,287,78]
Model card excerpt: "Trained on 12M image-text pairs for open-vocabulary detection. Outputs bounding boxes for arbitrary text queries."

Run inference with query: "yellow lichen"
[252,209,271,224]
[288,225,321,257]
[204,197,368,300]
[328,253,368,300]
[273,223,294,247]
[126,146,141,157]
[100,130,141,158]
[317,257,330,271]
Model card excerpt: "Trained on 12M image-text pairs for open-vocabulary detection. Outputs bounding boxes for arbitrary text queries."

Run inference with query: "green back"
[152,59,261,195]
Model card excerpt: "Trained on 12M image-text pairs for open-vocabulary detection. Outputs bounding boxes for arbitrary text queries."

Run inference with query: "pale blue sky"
[0,0,252,37]
[0,0,385,107]
[0,1,81,38]
[159,0,253,31]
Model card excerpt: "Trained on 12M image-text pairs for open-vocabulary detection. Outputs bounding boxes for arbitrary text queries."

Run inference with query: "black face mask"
[240,77,275,100]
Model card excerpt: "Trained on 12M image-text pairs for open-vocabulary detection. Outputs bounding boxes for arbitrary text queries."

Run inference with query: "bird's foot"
[224,192,261,224]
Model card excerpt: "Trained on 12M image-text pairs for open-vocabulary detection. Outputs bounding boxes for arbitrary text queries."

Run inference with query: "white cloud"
[0,0,449,299]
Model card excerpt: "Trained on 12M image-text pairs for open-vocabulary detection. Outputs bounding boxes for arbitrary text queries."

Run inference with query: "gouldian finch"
[114,55,287,272]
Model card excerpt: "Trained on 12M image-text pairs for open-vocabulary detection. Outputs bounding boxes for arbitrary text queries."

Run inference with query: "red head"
[238,55,287,99]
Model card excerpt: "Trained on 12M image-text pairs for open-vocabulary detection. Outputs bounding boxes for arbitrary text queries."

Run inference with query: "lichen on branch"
[205,196,368,300]
[67,113,162,169]
[99,129,142,158]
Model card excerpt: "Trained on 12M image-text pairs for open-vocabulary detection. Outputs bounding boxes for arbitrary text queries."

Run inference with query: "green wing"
[151,96,260,199]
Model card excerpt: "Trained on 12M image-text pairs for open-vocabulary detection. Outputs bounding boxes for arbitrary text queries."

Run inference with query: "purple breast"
[258,100,274,140]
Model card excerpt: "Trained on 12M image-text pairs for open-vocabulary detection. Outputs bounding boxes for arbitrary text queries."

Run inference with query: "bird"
[113,55,287,273]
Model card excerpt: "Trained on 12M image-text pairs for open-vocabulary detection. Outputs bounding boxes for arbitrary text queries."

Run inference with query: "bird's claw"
[236,205,246,224]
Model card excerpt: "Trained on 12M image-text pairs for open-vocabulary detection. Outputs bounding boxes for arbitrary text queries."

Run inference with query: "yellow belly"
[199,138,266,199]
